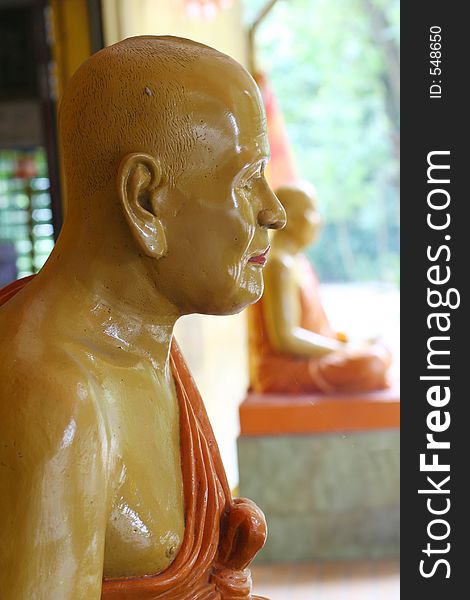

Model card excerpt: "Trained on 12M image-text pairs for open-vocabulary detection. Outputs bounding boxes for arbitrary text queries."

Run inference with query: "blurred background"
[0,1,399,597]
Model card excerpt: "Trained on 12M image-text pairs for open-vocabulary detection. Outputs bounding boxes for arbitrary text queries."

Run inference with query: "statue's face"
[297,196,323,246]
[283,192,322,248]
[153,69,285,315]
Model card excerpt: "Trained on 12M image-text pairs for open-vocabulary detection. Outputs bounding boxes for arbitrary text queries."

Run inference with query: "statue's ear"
[117,152,167,258]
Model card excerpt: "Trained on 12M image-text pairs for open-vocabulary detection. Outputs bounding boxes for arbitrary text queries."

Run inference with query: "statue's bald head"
[56,36,283,315]
[59,36,251,200]
[274,182,321,247]
[275,182,318,222]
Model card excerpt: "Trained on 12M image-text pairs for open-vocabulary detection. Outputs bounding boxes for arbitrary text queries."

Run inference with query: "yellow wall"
[49,0,93,213]
[100,0,249,487]
[101,0,247,65]
[50,0,92,100]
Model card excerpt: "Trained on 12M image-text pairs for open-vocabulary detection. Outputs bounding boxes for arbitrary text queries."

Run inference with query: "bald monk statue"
[0,36,286,599]
[248,183,390,394]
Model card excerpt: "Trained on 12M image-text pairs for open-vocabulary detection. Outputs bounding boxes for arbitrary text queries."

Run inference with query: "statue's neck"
[32,224,180,369]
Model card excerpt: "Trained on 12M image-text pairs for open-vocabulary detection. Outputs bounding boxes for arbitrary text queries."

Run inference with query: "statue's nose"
[257,191,287,230]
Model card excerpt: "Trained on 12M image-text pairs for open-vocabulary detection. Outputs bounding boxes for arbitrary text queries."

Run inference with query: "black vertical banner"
[401,4,467,598]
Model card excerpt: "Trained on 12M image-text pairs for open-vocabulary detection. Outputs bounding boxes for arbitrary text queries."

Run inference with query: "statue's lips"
[248,245,270,266]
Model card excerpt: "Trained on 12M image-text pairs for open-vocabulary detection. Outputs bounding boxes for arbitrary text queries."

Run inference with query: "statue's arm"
[0,380,108,600]
[263,258,343,358]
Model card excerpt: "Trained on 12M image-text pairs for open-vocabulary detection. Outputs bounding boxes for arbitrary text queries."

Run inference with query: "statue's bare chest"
[94,363,185,578]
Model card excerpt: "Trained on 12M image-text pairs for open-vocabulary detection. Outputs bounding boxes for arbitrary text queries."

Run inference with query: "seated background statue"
[0,36,286,599]
[248,183,390,395]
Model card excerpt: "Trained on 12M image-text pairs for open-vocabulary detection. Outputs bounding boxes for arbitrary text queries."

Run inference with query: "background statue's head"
[274,182,322,249]
[59,36,286,316]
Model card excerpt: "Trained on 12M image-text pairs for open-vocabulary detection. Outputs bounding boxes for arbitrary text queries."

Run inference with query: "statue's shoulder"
[0,319,91,433]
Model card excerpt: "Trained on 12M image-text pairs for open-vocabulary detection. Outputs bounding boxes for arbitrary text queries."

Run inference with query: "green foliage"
[245,0,399,282]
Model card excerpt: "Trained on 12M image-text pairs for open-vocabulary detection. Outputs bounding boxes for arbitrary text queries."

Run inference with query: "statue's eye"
[242,171,263,191]
[238,164,264,192]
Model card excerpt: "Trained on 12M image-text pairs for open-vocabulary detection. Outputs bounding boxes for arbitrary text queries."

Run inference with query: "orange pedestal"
[239,383,400,436]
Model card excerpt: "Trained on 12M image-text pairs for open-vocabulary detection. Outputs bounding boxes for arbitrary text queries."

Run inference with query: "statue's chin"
[195,285,263,317]
[226,287,264,316]
[176,268,264,316]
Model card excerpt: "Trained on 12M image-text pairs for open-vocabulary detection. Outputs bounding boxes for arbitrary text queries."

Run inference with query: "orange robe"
[0,277,267,600]
[248,257,389,394]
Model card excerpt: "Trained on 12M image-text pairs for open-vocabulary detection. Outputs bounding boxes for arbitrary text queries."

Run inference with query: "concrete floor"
[251,560,400,600]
